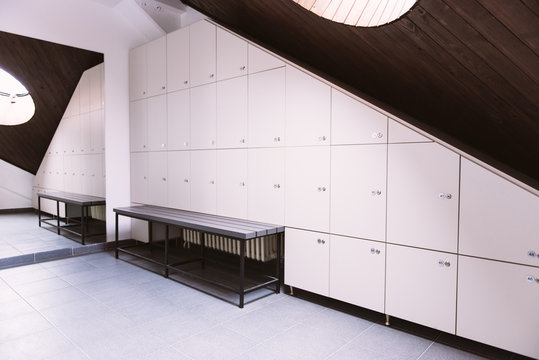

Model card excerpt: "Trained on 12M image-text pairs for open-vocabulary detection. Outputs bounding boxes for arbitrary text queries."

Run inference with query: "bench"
[38,191,106,245]
[114,205,284,308]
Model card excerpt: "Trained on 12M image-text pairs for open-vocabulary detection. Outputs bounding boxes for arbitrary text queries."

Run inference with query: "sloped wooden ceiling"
[0,31,103,175]
[182,0,539,189]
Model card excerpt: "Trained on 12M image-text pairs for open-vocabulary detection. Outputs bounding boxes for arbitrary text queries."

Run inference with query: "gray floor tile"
[0,281,20,304]
[301,307,374,342]
[173,325,257,360]
[262,321,356,360]
[0,312,52,343]
[0,297,35,321]
[140,346,192,360]
[8,276,71,298]
[138,310,217,344]
[1,265,56,286]
[0,327,76,359]
[347,324,434,360]
[327,345,397,360]
[419,343,489,360]
[24,286,88,311]
[233,343,297,360]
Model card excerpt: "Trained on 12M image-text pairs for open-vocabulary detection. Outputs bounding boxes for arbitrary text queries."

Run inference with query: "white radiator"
[182,229,279,262]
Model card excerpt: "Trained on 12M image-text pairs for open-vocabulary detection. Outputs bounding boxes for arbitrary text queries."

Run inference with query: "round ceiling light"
[292,0,417,27]
[0,68,35,126]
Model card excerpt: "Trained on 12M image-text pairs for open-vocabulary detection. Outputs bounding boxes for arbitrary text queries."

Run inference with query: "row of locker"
[64,63,104,120]
[285,229,539,359]
[131,66,430,152]
[35,154,106,198]
[47,109,105,156]
[131,143,539,268]
[129,20,285,101]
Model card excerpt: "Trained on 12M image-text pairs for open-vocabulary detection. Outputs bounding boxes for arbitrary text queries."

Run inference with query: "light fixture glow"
[293,0,417,27]
[0,68,35,126]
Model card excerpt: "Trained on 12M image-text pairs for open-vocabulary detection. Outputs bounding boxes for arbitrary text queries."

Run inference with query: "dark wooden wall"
[0,31,103,175]
[183,0,539,189]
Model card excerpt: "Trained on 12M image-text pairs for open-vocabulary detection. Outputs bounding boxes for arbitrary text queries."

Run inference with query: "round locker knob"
[162,86,166,90]
[444,261,451,267]
[526,275,535,283]
[317,187,327,192]
[239,182,246,186]
[142,91,146,95]
[317,239,325,245]
[210,74,215,78]
[240,139,246,143]
[528,250,537,258]
[184,80,188,85]
[439,193,452,199]
[184,179,189,183]
[318,136,327,141]
[371,190,382,196]
[162,178,166,181]
[240,65,246,70]
[210,180,215,184]
[273,184,281,189]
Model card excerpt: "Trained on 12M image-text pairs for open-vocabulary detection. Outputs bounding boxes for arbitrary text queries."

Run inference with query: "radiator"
[182,229,279,262]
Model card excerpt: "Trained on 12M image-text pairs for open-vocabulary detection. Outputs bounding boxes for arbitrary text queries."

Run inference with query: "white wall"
[0,0,164,240]
[0,159,33,210]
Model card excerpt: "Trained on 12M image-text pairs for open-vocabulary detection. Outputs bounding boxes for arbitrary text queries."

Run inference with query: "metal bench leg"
[115,212,119,259]
[38,196,42,227]
[56,200,61,234]
[81,205,86,245]
[165,225,169,278]
[239,239,245,308]
[275,233,282,294]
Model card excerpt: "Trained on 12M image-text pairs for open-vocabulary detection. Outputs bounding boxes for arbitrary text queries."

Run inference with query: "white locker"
[459,158,539,266]
[331,89,388,145]
[190,20,216,87]
[217,149,248,219]
[387,143,460,253]
[217,27,248,80]
[89,63,103,111]
[457,256,539,359]
[388,119,431,144]
[330,235,385,313]
[167,27,190,91]
[130,99,148,152]
[248,68,285,148]
[216,77,248,149]
[146,36,167,97]
[285,146,330,232]
[386,244,457,334]
[147,95,167,151]
[63,115,81,155]
[190,83,216,150]
[148,152,168,207]
[168,151,190,210]
[247,148,285,225]
[285,228,330,296]
[330,144,387,241]
[79,72,90,114]
[248,44,284,74]
[167,89,190,150]
[129,44,147,100]
[190,150,217,214]
[285,66,331,146]
[130,152,148,204]
[90,109,104,153]
[79,112,91,154]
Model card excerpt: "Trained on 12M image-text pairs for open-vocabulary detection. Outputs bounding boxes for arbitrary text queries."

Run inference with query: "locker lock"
[526,275,535,283]
[527,250,537,258]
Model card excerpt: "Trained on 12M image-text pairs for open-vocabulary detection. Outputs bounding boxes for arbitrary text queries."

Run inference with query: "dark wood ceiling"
[0,31,103,175]
[182,0,539,189]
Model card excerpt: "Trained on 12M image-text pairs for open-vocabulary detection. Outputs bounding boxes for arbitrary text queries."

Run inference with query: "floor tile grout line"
[322,322,376,359]
[0,270,93,359]
[416,332,441,360]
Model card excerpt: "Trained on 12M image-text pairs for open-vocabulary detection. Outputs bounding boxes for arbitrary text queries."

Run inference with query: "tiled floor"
[0,252,531,360]
[0,212,83,258]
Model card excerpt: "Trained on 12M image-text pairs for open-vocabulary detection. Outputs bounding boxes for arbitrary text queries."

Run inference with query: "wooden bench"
[38,191,106,245]
[114,205,284,308]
